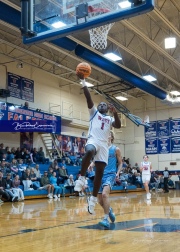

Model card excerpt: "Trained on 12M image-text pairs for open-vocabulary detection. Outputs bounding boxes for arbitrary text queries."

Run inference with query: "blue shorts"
[98,173,116,193]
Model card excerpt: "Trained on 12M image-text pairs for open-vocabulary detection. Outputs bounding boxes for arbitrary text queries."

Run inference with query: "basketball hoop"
[88,6,114,50]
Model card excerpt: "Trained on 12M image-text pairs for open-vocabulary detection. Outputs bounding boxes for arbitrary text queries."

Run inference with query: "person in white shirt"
[140,155,152,200]
[74,72,121,214]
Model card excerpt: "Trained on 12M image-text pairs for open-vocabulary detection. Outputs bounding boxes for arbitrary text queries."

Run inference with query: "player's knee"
[102,191,108,199]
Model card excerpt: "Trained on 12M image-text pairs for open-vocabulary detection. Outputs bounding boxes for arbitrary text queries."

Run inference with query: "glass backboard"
[22,0,154,44]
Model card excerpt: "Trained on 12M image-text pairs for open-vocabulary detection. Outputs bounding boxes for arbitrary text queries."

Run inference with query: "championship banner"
[171,137,180,153]
[145,137,158,155]
[144,121,157,138]
[0,102,61,133]
[158,137,170,154]
[157,120,169,137]
[8,72,34,102]
[170,119,180,137]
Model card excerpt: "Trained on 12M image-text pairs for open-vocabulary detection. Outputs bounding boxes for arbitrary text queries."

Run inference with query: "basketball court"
[0,191,180,252]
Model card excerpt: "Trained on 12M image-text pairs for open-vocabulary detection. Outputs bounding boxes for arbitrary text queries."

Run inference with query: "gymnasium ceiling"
[0,0,180,101]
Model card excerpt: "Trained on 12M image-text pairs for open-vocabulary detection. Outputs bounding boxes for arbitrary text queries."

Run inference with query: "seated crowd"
[0,148,177,204]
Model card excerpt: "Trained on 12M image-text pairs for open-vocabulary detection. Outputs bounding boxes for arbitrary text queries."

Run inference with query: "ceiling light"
[116,96,128,101]
[51,21,66,28]
[118,1,131,9]
[143,75,157,82]
[104,53,122,61]
[170,91,180,96]
[80,81,94,87]
[165,37,176,49]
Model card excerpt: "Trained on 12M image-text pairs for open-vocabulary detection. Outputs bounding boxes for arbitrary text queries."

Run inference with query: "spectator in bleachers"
[0,171,10,202]
[10,159,19,178]
[17,159,27,176]
[120,172,128,191]
[79,178,89,197]
[38,147,45,164]
[30,168,40,189]
[15,147,22,159]
[49,159,58,170]
[0,161,10,177]
[159,175,164,189]
[31,147,38,163]
[49,171,61,199]
[64,174,75,195]
[5,173,18,202]
[59,165,68,184]
[0,143,7,161]
[40,171,54,199]
[12,175,24,201]
[34,164,41,181]
[22,168,31,180]
[6,147,14,162]
[149,172,160,191]
[22,150,31,164]
[0,153,8,162]
[48,167,53,179]
[168,176,174,189]
[59,159,66,169]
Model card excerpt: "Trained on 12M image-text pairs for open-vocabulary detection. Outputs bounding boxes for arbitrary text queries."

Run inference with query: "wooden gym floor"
[0,190,180,252]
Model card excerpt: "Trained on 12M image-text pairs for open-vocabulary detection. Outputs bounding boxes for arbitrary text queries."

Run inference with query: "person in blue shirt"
[91,131,122,229]
[49,172,62,199]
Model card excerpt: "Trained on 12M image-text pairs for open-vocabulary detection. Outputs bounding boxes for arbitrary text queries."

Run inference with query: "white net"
[89,23,114,50]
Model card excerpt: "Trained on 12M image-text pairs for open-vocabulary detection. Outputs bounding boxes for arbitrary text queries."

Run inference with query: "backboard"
[21,0,154,44]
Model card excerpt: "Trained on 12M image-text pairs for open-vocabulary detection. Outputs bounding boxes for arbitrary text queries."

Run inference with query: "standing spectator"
[140,155,152,200]
[12,175,24,201]
[163,167,169,193]
[40,171,54,199]
[74,73,121,214]
[38,147,45,164]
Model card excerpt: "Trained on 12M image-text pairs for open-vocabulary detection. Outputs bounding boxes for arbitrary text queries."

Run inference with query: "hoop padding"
[89,23,114,50]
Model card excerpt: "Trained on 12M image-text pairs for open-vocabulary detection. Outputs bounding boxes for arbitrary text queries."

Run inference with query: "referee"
[163,167,169,193]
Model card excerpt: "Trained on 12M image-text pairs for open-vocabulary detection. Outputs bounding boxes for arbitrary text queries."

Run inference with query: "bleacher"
[23,163,142,199]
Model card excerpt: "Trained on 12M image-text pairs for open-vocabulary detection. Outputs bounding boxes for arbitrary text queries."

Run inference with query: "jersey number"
[101,122,105,130]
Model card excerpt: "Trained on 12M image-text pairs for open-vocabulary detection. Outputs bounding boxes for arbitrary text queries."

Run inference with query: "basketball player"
[74,72,121,214]
[98,131,122,229]
[140,155,152,200]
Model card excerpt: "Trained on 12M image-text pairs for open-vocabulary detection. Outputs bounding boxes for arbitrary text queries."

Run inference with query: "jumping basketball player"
[74,73,121,214]
[98,131,122,229]
[140,155,152,200]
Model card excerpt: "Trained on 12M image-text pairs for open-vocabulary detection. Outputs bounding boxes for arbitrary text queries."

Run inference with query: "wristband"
[81,79,87,87]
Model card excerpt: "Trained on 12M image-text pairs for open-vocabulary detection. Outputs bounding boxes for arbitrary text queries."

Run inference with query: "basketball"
[76,62,91,78]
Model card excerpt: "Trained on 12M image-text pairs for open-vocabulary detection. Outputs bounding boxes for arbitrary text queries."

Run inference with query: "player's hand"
[76,71,85,80]
[108,103,117,113]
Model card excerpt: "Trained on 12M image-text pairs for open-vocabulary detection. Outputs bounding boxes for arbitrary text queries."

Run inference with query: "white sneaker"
[147,193,151,200]
[57,194,61,198]
[74,176,86,192]
[87,196,97,214]
[47,194,53,199]
[53,195,58,199]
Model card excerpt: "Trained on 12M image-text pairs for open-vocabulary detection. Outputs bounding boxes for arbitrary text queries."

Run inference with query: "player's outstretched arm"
[108,104,121,129]
[76,72,94,109]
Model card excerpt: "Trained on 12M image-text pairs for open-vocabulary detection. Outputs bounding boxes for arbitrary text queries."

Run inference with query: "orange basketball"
[76,62,91,78]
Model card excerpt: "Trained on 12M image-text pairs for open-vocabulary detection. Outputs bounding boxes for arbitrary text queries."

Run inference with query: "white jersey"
[87,106,114,143]
[141,161,151,175]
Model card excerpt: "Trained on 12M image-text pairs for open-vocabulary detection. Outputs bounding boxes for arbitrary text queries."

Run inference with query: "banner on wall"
[145,137,158,155]
[157,120,169,137]
[0,102,61,133]
[171,137,180,153]
[158,137,170,154]
[8,72,34,102]
[144,121,157,138]
[170,119,180,137]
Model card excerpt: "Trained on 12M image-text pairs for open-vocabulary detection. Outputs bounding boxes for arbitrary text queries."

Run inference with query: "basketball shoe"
[109,207,115,223]
[99,218,110,229]
[87,196,97,214]
[74,176,86,192]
